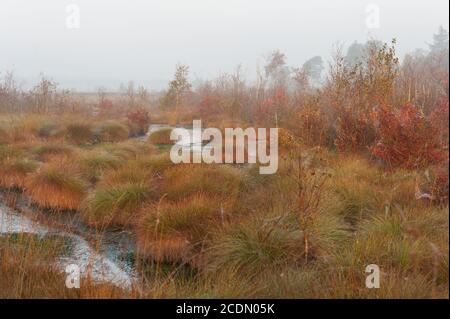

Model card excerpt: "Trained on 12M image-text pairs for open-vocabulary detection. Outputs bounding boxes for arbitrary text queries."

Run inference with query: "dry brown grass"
[25,163,87,211]
[0,157,39,189]
[136,192,221,264]
[0,110,447,299]
[148,128,174,145]
[81,182,154,227]
[33,143,74,162]
[0,233,130,298]
[161,164,244,202]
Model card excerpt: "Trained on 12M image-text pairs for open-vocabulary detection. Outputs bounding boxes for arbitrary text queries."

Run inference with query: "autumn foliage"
[127,107,150,136]
[429,99,450,148]
[296,105,331,147]
[335,111,376,153]
[370,103,447,169]
[99,98,113,114]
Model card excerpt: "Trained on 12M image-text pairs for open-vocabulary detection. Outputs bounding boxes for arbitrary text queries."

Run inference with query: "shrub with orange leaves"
[335,111,376,153]
[297,106,331,147]
[253,87,289,126]
[274,87,287,105]
[99,98,113,114]
[127,107,150,136]
[255,97,275,124]
[278,128,298,150]
[199,95,221,116]
[370,103,447,169]
[429,98,449,149]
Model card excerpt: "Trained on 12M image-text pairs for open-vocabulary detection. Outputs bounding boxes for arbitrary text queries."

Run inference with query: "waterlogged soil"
[0,192,136,289]
[0,124,220,291]
[146,123,266,161]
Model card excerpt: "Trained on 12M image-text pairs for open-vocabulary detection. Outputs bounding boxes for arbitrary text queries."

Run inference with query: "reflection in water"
[147,124,263,162]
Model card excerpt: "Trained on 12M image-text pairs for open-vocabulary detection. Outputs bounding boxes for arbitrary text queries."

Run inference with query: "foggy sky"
[0,0,448,91]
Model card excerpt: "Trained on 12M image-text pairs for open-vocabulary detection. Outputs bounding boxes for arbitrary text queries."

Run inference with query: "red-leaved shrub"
[371,103,447,169]
[127,107,150,136]
[99,98,113,113]
[335,111,376,152]
[199,95,221,116]
[429,98,449,149]
[297,106,331,147]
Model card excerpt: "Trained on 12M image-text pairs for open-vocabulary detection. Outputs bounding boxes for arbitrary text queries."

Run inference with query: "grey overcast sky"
[0,0,448,91]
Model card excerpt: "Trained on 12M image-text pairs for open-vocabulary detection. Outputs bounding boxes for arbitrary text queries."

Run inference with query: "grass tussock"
[205,215,305,276]
[137,153,174,174]
[33,143,74,162]
[94,121,130,143]
[98,160,154,188]
[65,123,94,145]
[343,206,448,276]
[327,156,384,225]
[205,203,350,276]
[161,164,244,201]
[0,144,24,162]
[0,157,39,188]
[25,163,87,211]
[148,128,174,145]
[77,151,122,182]
[137,193,221,263]
[36,120,61,138]
[322,205,449,298]
[81,182,154,227]
[102,141,152,160]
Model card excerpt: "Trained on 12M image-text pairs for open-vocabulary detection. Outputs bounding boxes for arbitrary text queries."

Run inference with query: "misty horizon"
[1,0,449,92]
